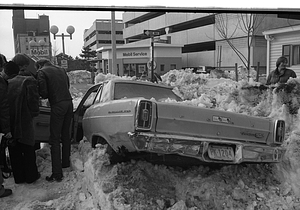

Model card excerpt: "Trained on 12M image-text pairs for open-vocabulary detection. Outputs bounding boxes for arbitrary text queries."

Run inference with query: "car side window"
[93,86,103,104]
[82,92,97,107]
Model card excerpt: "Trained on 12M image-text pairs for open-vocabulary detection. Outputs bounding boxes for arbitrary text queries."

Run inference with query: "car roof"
[109,79,174,89]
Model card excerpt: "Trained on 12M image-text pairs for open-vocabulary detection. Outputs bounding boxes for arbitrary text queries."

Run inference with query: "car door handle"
[36,122,49,127]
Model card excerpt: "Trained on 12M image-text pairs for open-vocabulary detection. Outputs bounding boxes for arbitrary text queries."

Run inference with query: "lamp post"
[50,25,75,55]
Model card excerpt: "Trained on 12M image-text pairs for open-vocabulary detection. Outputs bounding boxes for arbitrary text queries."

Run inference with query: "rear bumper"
[128,132,285,164]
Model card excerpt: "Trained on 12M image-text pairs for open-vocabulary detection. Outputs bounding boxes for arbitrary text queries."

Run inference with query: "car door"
[34,100,51,142]
[72,83,101,142]
[34,84,101,143]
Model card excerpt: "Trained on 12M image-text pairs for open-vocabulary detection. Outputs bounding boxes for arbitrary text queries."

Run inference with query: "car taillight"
[136,100,152,130]
[274,120,285,144]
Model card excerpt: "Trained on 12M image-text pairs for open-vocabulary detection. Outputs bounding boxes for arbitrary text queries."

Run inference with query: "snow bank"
[67,70,300,209]
[3,69,300,210]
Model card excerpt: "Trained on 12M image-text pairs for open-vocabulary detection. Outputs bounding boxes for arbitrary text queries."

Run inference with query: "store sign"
[30,48,49,56]
[122,51,148,57]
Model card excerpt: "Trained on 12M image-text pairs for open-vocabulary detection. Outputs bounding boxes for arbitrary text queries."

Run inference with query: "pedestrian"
[6,60,40,184]
[140,70,148,81]
[0,54,13,198]
[266,56,297,85]
[35,58,73,182]
[11,53,36,78]
[12,53,41,150]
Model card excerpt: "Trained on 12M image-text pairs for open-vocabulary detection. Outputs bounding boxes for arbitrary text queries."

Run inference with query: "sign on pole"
[147,60,157,70]
[153,36,171,44]
[144,30,160,37]
[61,59,68,68]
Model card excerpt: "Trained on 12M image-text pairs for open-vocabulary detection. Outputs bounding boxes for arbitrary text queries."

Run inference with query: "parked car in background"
[193,66,215,74]
[77,79,286,165]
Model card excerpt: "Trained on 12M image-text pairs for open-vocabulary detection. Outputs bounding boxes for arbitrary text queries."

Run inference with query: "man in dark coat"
[0,55,13,198]
[36,59,73,182]
[266,56,297,85]
[12,53,36,78]
[6,61,40,184]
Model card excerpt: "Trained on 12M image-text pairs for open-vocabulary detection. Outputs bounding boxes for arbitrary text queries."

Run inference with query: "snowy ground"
[2,70,300,210]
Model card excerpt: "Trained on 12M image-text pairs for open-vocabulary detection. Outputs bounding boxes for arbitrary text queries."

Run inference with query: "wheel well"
[91,136,108,148]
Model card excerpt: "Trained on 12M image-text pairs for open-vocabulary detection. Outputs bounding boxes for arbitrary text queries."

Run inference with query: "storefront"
[97,43,183,78]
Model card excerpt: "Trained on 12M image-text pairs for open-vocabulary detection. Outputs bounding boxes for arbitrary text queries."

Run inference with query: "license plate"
[208,145,234,161]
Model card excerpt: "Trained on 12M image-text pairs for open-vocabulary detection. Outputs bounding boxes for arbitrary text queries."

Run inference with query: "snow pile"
[95,72,137,83]
[67,70,91,84]
[3,69,300,210]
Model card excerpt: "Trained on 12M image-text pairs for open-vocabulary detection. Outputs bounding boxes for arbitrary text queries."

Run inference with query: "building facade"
[98,42,183,77]
[121,12,300,74]
[83,19,125,70]
[263,25,300,76]
[12,10,51,60]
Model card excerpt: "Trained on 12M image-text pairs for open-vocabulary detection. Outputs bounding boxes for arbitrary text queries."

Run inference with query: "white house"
[263,25,300,76]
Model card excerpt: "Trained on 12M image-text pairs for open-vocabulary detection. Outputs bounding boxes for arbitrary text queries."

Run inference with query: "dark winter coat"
[7,75,39,146]
[37,63,72,106]
[0,75,10,134]
[266,68,297,85]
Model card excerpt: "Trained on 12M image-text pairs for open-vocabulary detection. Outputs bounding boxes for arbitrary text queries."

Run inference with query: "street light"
[50,25,75,55]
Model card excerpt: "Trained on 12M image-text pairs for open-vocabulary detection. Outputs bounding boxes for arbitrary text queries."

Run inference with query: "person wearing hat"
[6,60,40,184]
[12,53,36,78]
[0,56,15,198]
[266,56,297,85]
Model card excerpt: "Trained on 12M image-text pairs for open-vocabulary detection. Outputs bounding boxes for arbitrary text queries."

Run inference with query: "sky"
[1,1,300,60]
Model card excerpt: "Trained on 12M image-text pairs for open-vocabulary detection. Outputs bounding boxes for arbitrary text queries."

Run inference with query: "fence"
[217,62,267,82]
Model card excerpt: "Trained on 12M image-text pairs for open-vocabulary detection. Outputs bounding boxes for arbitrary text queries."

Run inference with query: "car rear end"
[129,99,286,164]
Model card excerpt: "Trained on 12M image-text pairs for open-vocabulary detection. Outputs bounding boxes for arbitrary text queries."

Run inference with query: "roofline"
[262,24,300,35]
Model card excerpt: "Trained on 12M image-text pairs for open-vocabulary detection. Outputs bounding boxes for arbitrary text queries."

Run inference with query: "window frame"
[282,44,300,66]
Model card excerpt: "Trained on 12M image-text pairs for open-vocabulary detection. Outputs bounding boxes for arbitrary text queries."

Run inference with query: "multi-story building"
[12,10,51,61]
[121,12,300,75]
[83,19,124,70]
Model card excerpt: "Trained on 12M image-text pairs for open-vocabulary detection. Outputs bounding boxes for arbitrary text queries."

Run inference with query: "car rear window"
[114,83,182,101]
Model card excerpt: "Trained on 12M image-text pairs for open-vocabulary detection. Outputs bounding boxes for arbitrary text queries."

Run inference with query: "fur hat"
[276,56,288,68]
[4,61,20,76]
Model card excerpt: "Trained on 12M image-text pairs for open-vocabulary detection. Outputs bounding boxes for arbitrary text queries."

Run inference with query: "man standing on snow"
[7,60,40,184]
[35,59,73,182]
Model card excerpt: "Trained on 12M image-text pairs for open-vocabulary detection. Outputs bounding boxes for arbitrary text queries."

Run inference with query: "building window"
[282,44,300,66]
[170,64,176,70]
[160,64,165,72]
[25,38,28,42]
[282,45,291,66]
[292,45,300,65]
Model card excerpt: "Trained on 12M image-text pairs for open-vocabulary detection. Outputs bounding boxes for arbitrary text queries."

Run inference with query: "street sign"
[153,36,171,44]
[61,59,68,68]
[144,30,160,37]
[147,60,157,70]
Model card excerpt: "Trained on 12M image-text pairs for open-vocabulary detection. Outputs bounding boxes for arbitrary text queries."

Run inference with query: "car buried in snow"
[34,79,286,165]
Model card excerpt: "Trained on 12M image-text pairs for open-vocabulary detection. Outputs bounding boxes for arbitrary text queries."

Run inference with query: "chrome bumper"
[128,132,285,164]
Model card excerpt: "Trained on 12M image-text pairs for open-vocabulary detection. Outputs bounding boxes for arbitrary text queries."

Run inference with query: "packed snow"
[2,69,300,210]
